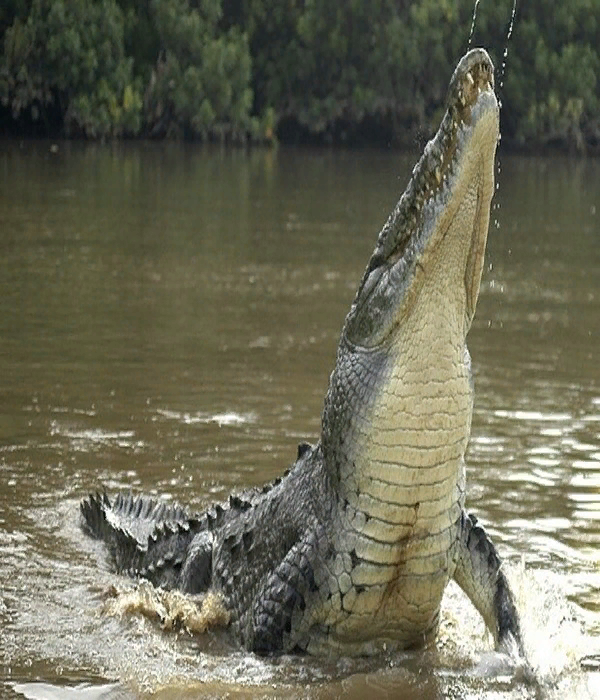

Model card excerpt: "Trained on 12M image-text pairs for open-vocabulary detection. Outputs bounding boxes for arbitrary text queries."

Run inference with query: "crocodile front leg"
[453,510,524,655]
[249,523,333,654]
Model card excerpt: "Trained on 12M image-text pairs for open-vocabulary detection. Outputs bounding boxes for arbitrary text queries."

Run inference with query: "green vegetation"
[0,0,141,137]
[1,0,598,151]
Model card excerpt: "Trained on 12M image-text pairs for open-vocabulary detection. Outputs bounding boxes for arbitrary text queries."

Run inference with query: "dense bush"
[0,0,598,151]
[143,0,254,140]
[0,0,254,140]
[503,1,600,150]
[0,0,142,137]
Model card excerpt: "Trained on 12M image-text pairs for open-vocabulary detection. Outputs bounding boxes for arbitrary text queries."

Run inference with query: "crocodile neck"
[316,56,497,639]
[335,178,479,516]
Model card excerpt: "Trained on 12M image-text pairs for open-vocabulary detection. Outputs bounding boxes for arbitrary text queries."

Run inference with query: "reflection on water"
[0,142,599,699]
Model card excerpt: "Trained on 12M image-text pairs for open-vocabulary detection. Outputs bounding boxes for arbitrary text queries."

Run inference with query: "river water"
[0,141,598,699]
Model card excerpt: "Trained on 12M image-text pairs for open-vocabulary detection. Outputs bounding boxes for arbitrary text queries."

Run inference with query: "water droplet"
[498,0,518,90]
[467,0,481,50]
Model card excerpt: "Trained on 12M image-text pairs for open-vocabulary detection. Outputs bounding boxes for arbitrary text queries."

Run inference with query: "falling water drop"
[499,0,518,90]
[494,0,517,242]
[466,0,481,50]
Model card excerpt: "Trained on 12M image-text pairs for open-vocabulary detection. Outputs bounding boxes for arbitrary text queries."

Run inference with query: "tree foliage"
[0,0,598,151]
[503,1,600,150]
[143,0,253,139]
[0,0,141,137]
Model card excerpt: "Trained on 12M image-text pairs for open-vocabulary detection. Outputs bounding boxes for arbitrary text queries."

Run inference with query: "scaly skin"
[81,49,524,658]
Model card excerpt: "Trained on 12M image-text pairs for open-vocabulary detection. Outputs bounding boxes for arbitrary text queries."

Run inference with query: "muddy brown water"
[0,142,599,699]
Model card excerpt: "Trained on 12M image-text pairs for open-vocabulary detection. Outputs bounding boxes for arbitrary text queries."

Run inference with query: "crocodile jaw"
[415,52,499,329]
[343,49,499,348]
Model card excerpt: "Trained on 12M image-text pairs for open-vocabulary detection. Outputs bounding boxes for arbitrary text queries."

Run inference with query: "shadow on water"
[0,142,599,699]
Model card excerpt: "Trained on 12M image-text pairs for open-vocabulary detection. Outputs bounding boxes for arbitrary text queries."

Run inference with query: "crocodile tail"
[134,516,208,590]
[80,491,113,541]
[80,491,190,544]
[80,491,206,590]
[80,491,150,576]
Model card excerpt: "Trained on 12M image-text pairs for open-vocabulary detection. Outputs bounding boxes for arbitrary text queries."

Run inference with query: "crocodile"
[81,49,525,658]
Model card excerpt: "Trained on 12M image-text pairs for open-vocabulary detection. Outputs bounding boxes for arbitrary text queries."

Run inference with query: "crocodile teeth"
[466,70,474,85]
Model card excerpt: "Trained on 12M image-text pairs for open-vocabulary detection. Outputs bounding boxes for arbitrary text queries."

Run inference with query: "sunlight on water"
[154,408,256,427]
[50,423,141,450]
[493,409,572,422]
[12,682,133,700]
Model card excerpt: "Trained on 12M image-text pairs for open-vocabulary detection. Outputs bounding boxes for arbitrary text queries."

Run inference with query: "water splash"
[440,562,599,697]
[102,581,230,635]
